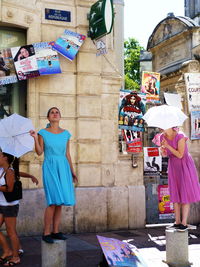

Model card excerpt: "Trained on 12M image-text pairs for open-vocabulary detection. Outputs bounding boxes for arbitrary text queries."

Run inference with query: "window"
[0,27,27,118]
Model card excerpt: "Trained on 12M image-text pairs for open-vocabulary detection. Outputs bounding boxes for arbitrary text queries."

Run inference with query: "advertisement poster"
[33,42,61,75]
[119,90,146,132]
[0,48,18,85]
[141,71,160,103]
[191,110,200,140]
[158,185,174,220]
[122,130,143,153]
[143,147,161,176]
[185,73,200,112]
[97,235,148,267]
[11,45,40,80]
[51,29,86,61]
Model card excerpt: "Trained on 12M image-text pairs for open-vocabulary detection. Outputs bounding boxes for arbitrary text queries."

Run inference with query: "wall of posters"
[143,147,161,176]
[33,42,61,75]
[119,90,146,132]
[0,48,18,85]
[158,185,174,220]
[51,29,86,61]
[185,73,200,112]
[141,71,160,103]
[191,110,200,140]
[11,45,40,80]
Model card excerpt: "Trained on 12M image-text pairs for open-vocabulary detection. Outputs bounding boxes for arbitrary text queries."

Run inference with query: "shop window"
[0,27,27,118]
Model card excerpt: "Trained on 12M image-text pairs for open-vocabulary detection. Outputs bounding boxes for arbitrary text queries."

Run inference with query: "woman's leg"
[173,203,181,224]
[0,215,12,259]
[52,206,62,233]
[181,203,190,226]
[44,205,56,235]
[4,217,20,263]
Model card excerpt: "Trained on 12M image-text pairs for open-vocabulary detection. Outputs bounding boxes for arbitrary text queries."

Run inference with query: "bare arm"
[161,137,185,159]
[19,172,39,185]
[0,169,15,192]
[66,141,78,184]
[30,130,44,156]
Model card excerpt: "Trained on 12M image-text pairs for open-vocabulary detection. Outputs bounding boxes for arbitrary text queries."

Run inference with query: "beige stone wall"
[0,0,146,235]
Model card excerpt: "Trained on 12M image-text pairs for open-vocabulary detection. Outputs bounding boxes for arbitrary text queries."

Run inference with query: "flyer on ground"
[51,29,86,61]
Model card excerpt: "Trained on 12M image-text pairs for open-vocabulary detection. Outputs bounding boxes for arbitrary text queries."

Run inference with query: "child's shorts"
[0,204,19,217]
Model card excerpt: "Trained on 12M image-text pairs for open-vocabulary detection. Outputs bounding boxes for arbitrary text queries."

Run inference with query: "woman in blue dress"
[30,107,77,243]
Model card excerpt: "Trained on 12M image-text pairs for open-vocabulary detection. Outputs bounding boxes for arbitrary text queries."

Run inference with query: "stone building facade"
[147,7,200,223]
[0,0,146,235]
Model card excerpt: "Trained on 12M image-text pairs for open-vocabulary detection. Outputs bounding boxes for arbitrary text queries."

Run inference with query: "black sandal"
[2,260,20,266]
[0,256,11,264]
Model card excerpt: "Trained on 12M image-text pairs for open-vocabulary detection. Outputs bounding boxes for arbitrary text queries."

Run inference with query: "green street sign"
[89,0,114,40]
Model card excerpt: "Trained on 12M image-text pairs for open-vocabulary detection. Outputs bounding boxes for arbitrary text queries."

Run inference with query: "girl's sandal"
[0,256,12,264]
[2,260,20,266]
[18,249,24,257]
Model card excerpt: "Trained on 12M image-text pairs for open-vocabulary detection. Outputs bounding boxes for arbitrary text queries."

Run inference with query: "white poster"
[184,73,200,112]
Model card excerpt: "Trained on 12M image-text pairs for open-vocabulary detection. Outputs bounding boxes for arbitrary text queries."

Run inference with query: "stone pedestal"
[42,240,67,267]
[165,229,191,267]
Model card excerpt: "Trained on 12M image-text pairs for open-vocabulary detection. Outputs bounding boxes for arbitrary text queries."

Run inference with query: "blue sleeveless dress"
[38,129,75,206]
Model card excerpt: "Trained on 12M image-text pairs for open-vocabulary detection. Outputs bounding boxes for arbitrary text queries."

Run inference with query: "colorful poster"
[97,235,148,267]
[33,42,61,75]
[141,71,160,103]
[185,73,200,112]
[119,90,146,132]
[51,29,86,61]
[158,185,174,220]
[122,130,143,153]
[0,48,17,85]
[143,147,161,176]
[11,45,40,80]
[191,110,200,140]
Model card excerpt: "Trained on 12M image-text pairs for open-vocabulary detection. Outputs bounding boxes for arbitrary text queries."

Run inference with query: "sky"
[124,0,185,48]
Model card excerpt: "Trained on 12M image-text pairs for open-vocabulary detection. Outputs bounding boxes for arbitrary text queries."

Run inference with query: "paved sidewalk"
[2,226,200,267]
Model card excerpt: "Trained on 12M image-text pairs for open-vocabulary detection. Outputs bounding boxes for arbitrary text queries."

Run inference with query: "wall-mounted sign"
[45,8,71,22]
[89,0,114,40]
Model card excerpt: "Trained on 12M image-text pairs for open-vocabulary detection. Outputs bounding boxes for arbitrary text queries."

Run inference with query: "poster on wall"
[0,48,18,85]
[33,42,62,75]
[141,71,160,103]
[191,110,200,140]
[11,45,40,80]
[158,185,174,220]
[51,29,86,61]
[97,235,148,267]
[119,90,146,132]
[143,147,161,176]
[122,130,143,153]
[185,73,200,112]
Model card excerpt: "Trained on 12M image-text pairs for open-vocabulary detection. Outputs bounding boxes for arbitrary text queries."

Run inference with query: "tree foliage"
[124,38,144,90]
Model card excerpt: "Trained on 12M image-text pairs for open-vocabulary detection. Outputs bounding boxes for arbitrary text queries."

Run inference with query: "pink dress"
[161,132,200,204]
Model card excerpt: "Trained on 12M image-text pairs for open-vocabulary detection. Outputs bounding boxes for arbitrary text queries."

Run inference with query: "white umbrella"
[143,105,188,130]
[0,113,34,157]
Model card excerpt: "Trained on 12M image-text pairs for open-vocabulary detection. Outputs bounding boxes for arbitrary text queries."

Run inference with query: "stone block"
[75,187,107,232]
[128,186,145,229]
[78,142,101,163]
[77,52,102,74]
[101,142,118,164]
[17,189,73,236]
[77,96,101,117]
[28,163,43,189]
[77,118,101,140]
[77,75,102,95]
[102,77,122,94]
[101,120,117,142]
[78,164,101,186]
[107,186,128,230]
[101,94,119,120]
[188,202,200,225]
[101,164,115,187]
[39,94,76,118]
[42,240,66,267]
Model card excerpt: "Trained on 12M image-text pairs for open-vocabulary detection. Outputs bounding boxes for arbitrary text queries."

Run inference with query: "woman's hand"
[72,173,78,184]
[29,130,38,139]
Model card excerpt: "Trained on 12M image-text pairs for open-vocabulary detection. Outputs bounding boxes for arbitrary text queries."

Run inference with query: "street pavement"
[2,225,200,267]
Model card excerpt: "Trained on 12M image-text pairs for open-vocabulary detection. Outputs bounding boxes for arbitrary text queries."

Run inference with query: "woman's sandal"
[0,256,12,264]
[2,260,20,266]
[18,249,24,257]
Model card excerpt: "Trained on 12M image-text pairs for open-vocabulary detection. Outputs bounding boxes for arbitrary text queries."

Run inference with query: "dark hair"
[47,107,61,117]
[2,152,20,181]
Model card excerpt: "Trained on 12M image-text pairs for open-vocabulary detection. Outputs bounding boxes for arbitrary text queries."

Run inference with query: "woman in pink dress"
[160,127,200,231]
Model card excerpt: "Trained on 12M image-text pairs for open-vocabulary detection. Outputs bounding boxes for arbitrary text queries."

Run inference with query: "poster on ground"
[33,42,61,75]
[143,147,161,176]
[11,45,40,80]
[51,29,86,61]
[141,71,160,103]
[185,73,200,112]
[0,48,18,85]
[158,185,174,220]
[119,90,146,132]
[97,235,148,267]
[191,110,200,140]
